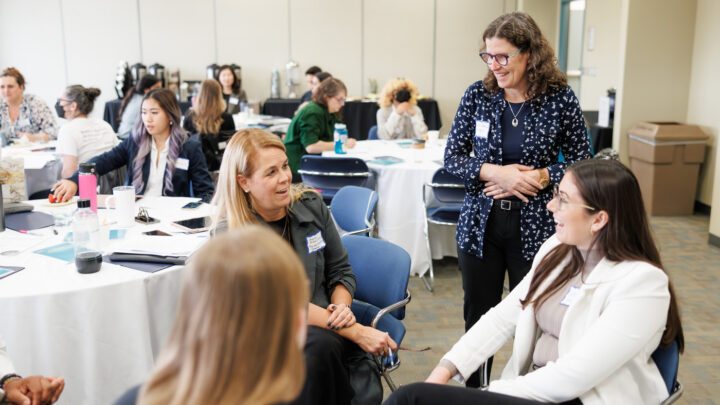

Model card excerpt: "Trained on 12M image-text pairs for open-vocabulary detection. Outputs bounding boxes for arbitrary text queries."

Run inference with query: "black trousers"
[383,383,582,405]
[458,205,532,387]
[288,326,360,405]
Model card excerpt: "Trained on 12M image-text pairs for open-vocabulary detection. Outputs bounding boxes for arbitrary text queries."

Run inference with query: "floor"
[382,214,720,404]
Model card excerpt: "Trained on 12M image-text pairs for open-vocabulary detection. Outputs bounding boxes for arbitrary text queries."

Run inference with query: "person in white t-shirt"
[56,85,119,178]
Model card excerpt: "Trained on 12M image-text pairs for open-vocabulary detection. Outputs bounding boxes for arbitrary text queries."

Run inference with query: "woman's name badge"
[560,285,582,307]
[229,97,240,105]
[475,120,489,139]
[306,231,326,254]
[176,158,189,170]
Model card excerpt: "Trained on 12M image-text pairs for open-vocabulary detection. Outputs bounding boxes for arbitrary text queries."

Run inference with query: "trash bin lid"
[628,121,708,142]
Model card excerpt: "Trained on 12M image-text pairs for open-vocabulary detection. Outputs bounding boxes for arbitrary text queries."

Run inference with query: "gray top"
[376,105,427,140]
[117,94,143,140]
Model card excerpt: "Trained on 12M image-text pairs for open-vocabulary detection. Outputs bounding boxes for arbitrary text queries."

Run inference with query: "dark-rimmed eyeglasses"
[552,184,596,211]
[479,49,521,66]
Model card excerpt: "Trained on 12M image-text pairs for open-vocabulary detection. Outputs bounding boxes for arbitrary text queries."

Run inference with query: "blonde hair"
[211,128,315,230]
[190,79,227,134]
[137,226,309,405]
[378,78,420,108]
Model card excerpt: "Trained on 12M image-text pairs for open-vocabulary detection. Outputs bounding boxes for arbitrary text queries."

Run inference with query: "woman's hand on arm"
[484,168,549,200]
[51,180,78,203]
[339,324,397,356]
[327,284,356,329]
[425,366,453,385]
[479,164,542,202]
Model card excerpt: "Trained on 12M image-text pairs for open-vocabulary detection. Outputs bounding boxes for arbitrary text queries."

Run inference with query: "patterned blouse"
[444,81,591,261]
[0,93,58,140]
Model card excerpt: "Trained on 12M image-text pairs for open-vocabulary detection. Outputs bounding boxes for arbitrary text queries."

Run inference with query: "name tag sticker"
[176,158,189,171]
[18,118,30,127]
[475,120,490,139]
[229,97,240,105]
[560,285,582,307]
[306,231,326,254]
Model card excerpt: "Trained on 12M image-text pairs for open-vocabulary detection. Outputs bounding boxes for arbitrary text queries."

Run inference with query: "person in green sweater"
[284,78,356,181]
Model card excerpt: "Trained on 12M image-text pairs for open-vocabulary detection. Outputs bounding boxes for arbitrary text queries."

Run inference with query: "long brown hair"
[521,159,684,352]
[481,12,567,99]
[138,226,309,405]
[189,79,226,134]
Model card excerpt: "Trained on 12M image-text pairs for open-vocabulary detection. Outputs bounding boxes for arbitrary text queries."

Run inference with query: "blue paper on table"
[367,156,404,166]
[396,141,413,148]
[5,211,55,231]
[102,255,172,273]
[63,229,126,243]
[34,243,75,262]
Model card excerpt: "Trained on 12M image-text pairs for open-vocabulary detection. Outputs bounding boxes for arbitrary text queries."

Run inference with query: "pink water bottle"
[78,162,97,213]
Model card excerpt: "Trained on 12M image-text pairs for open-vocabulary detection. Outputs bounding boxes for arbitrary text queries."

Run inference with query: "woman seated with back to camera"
[114,225,309,405]
[384,159,684,405]
[51,88,214,203]
[56,85,119,179]
[116,74,161,140]
[284,77,356,182]
[213,128,395,405]
[376,78,427,140]
[182,79,235,171]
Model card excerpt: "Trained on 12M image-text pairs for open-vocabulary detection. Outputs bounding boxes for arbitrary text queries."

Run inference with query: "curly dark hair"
[481,12,567,99]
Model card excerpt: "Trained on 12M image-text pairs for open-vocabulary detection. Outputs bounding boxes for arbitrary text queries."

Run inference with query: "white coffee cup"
[427,130,440,143]
[106,186,136,228]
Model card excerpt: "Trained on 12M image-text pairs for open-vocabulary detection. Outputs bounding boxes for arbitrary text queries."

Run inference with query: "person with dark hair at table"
[183,79,235,171]
[216,65,247,115]
[117,75,161,140]
[51,88,214,202]
[284,77,356,182]
[0,67,57,144]
[295,71,332,115]
[300,66,322,104]
[56,85,119,178]
[0,335,65,405]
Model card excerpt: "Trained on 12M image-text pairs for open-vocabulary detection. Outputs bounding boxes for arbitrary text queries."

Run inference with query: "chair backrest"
[299,156,371,198]
[331,186,378,234]
[368,125,379,140]
[429,167,465,204]
[341,235,410,320]
[652,340,679,395]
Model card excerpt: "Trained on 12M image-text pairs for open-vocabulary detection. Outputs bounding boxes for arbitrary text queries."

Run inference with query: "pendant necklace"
[507,101,526,127]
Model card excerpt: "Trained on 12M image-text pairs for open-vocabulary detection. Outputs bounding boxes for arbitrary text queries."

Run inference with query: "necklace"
[507,101,525,127]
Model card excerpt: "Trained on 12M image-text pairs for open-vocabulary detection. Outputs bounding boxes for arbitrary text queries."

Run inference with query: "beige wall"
[519,0,560,51]
[579,0,622,111]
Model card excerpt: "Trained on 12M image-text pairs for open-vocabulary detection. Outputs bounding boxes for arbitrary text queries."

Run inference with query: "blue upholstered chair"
[653,340,684,404]
[330,186,378,236]
[368,125,379,140]
[298,155,372,204]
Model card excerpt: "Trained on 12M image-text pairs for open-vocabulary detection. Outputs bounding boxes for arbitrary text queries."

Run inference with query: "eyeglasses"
[479,49,521,66]
[333,96,346,104]
[56,98,71,104]
[552,184,596,211]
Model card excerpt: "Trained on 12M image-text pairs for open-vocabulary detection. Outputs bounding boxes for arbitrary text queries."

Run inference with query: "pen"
[18,229,44,236]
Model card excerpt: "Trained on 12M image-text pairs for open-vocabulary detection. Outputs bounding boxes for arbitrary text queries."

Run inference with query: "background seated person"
[0,67,57,144]
[295,71,332,115]
[113,226,309,405]
[284,78,356,182]
[299,65,322,104]
[376,78,427,140]
[51,89,214,202]
[1,335,64,405]
[216,65,247,115]
[56,85,119,178]
[117,75,161,140]
[385,159,685,405]
[212,129,395,405]
[182,79,235,171]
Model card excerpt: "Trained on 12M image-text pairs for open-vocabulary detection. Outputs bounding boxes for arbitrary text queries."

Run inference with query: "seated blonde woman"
[114,225,309,405]
[376,78,427,140]
[212,128,395,405]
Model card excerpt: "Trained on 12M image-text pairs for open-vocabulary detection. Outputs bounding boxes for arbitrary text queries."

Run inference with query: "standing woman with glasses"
[444,12,591,386]
[284,77,356,182]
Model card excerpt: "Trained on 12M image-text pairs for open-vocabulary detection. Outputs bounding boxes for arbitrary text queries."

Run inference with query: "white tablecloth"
[0,196,212,405]
[1,141,62,199]
[324,140,457,276]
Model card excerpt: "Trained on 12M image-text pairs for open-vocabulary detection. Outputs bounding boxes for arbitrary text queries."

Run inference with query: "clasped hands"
[482,164,544,203]
[4,375,65,405]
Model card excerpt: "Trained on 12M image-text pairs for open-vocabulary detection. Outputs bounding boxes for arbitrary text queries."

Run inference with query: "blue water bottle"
[334,123,348,154]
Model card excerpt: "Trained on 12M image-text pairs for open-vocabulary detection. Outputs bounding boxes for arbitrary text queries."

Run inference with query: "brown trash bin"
[627,122,708,216]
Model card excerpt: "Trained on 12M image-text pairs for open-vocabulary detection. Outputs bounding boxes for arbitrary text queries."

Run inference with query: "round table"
[324,139,457,276]
[0,196,212,405]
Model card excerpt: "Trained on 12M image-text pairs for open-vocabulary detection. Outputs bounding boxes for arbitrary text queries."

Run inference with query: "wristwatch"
[538,169,550,189]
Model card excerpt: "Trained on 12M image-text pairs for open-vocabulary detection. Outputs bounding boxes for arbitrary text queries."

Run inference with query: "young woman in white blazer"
[384,159,684,405]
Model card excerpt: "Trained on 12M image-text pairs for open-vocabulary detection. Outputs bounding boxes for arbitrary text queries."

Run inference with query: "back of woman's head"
[64,85,101,115]
[379,78,420,108]
[312,77,346,106]
[138,226,309,405]
[191,79,226,134]
[135,74,160,94]
[1,67,25,88]
[481,12,566,98]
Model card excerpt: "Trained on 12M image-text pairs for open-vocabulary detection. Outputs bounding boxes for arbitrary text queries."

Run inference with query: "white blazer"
[443,235,671,405]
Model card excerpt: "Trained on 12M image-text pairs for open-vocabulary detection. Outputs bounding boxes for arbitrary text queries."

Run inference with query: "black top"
[182,111,235,136]
[182,111,236,172]
[300,90,312,103]
[501,101,529,166]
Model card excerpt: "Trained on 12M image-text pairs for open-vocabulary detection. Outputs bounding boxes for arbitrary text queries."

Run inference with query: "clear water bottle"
[73,199,102,274]
[334,123,348,154]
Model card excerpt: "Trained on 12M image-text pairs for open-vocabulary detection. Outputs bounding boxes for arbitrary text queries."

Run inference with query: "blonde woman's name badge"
[475,120,489,139]
[560,285,582,307]
[306,231,326,254]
